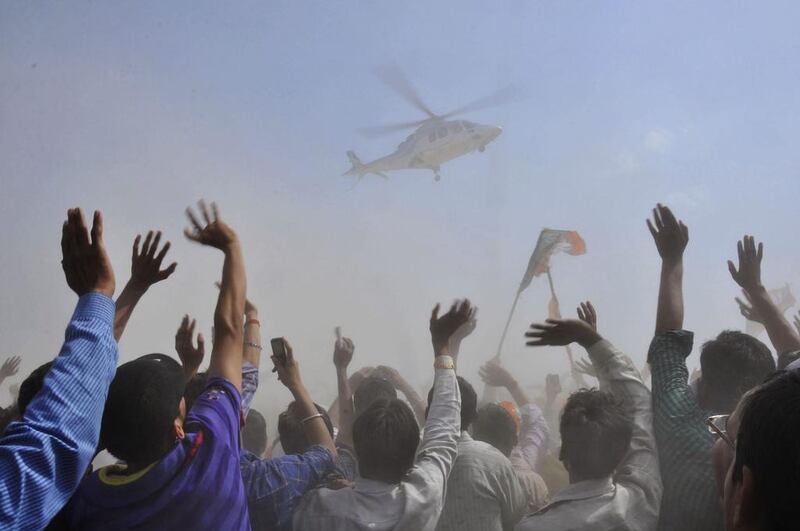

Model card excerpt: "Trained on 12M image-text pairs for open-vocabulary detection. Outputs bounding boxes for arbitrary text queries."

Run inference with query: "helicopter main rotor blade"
[372,64,437,119]
[439,84,525,119]
[357,119,429,138]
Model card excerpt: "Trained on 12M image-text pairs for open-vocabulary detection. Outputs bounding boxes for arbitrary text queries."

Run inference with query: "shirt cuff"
[73,292,116,323]
[647,329,694,364]
[434,355,455,369]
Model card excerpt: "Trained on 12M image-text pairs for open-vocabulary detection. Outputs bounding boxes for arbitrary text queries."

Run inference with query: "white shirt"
[293,357,460,531]
[515,340,662,531]
[436,432,528,531]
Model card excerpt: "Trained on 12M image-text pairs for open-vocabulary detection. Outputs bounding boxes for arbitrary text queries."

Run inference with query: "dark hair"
[184,371,209,414]
[473,403,518,457]
[18,361,54,416]
[700,331,776,413]
[101,354,185,465]
[277,402,334,455]
[354,376,397,416]
[242,409,268,456]
[733,370,800,531]
[427,376,477,432]
[353,398,419,483]
[559,389,633,480]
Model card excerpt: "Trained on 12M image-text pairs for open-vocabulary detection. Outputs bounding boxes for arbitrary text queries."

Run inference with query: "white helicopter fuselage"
[348,119,502,179]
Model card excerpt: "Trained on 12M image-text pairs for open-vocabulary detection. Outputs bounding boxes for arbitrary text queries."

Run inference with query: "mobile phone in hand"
[270,337,287,372]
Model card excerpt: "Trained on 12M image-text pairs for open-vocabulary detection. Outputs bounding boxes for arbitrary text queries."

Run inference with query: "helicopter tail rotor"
[344,151,389,185]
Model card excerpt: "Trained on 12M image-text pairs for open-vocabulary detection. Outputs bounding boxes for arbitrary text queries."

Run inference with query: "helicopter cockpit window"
[438,127,448,139]
[428,131,437,143]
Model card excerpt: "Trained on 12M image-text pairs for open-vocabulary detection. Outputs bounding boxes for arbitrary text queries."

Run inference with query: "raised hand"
[647,203,689,263]
[430,299,476,356]
[0,356,21,379]
[735,291,763,323]
[61,208,115,298]
[576,301,597,331]
[271,338,302,392]
[175,315,205,379]
[728,235,764,294]
[479,361,516,388]
[333,335,355,370]
[448,308,478,355]
[794,311,800,336]
[184,200,237,251]
[128,231,177,292]
[545,374,562,404]
[526,318,601,349]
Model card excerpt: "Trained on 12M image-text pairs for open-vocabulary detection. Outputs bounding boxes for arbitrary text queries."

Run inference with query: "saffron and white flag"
[518,229,586,293]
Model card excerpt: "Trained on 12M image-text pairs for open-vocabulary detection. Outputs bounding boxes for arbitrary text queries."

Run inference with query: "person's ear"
[174,416,185,440]
[733,465,759,529]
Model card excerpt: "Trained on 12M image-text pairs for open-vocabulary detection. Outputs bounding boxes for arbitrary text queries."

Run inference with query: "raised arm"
[113,231,177,341]
[272,339,337,456]
[175,315,205,382]
[184,201,245,391]
[729,236,800,357]
[0,357,21,390]
[372,365,428,425]
[647,204,689,334]
[0,208,118,529]
[240,296,261,417]
[332,332,355,447]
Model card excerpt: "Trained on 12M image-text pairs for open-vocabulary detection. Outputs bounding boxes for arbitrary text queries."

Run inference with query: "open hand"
[735,291,763,323]
[175,315,205,376]
[61,208,115,298]
[576,301,597,331]
[184,200,238,251]
[728,235,764,294]
[430,299,476,356]
[128,231,177,292]
[526,318,601,348]
[0,356,21,379]
[333,335,355,370]
[479,360,516,388]
[271,338,303,391]
[647,204,689,263]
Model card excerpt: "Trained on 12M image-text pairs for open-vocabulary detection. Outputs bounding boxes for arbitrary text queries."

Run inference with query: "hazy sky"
[2,2,799,419]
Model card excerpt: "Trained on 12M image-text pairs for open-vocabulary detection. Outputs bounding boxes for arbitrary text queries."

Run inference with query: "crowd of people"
[0,200,798,531]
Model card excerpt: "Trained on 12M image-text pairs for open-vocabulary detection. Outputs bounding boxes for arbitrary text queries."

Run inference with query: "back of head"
[560,389,632,481]
[354,376,397,416]
[18,361,54,416]
[427,375,477,432]
[733,370,800,531]
[277,402,333,455]
[183,371,209,414]
[101,354,186,465]
[353,398,419,483]
[701,331,776,413]
[473,403,518,457]
[242,409,268,456]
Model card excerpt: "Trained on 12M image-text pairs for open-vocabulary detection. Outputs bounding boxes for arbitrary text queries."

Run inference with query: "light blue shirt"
[0,293,118,530]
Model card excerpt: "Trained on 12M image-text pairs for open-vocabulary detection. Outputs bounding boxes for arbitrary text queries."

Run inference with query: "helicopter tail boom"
[343,151,389,180]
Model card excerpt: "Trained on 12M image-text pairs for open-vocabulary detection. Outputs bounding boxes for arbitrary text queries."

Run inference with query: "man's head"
[559,389,633,482]
[242,409,268,457]
[698,331,775,414]
[473,403,518,457]
[427,376,477,432]
[277,402,334,455]
[17,361,54,416]
[354,376,397,416]
[101,354,186,466]
[353,398,419,483]
[724,370,800,531]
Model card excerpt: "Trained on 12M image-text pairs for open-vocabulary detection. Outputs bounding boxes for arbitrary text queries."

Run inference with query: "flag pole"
[494,288,522,361]
[546,268,575,367]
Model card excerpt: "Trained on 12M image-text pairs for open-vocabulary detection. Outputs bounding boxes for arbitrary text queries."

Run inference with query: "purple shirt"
[65,377,250,530]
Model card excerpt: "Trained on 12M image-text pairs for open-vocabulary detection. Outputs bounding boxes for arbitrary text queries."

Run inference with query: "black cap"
[101,353,186,463]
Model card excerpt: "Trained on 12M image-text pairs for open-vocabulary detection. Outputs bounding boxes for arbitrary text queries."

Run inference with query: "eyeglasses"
[706,414,734,449]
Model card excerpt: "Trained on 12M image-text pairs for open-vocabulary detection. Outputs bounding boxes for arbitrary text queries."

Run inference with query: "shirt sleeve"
[0,293,118,531]
[517,403,549,472]
[185,376,242,451]
[240,361,259,419]
[405,356,460,493]
[242,446,334,501]
[588,339,662,513]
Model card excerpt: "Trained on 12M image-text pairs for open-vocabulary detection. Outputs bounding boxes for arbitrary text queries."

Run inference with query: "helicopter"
[344,67,517,183]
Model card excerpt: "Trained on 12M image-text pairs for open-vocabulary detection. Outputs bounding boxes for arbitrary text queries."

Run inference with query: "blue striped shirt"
[0,293,118,531]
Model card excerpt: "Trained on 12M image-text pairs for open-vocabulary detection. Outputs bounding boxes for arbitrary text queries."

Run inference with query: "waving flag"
[518,229,586,293]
